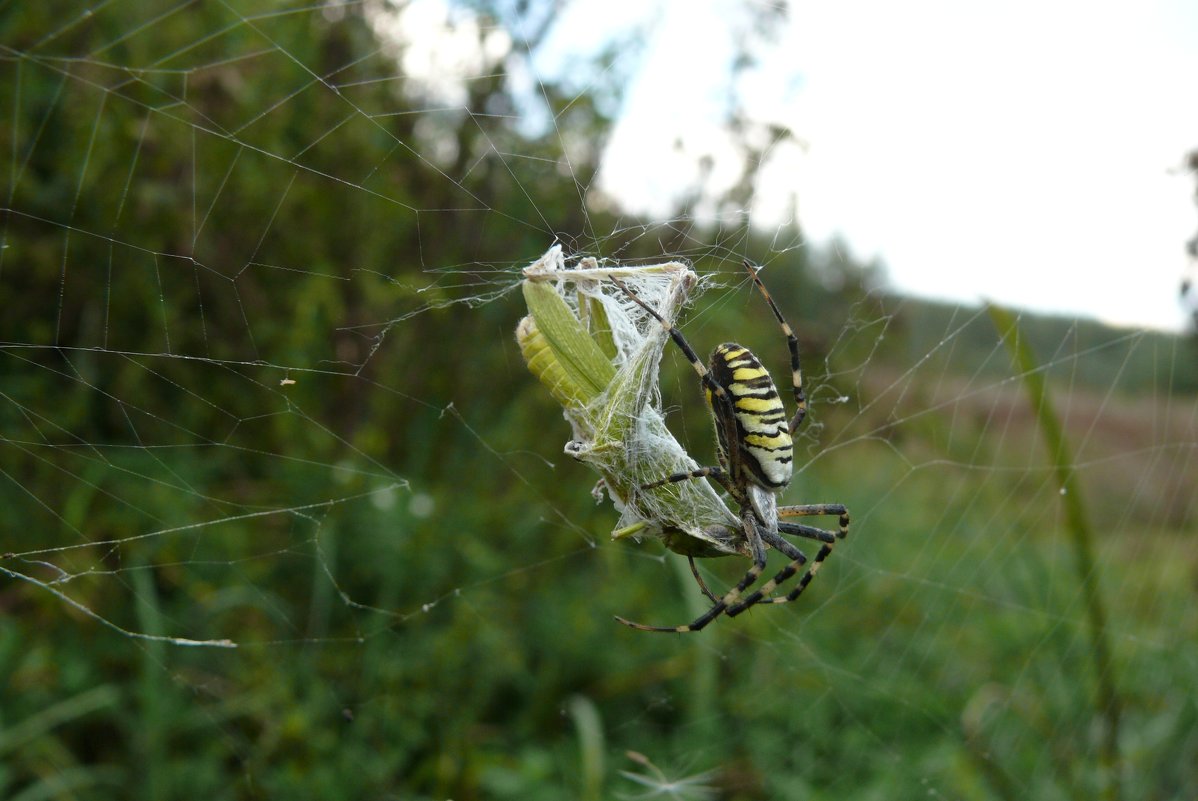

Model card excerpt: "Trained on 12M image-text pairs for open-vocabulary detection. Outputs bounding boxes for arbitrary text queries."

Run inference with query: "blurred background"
[1,2,1196,799]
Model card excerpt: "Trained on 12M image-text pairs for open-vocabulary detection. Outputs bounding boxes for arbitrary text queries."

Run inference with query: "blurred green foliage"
[1,3,1196,800]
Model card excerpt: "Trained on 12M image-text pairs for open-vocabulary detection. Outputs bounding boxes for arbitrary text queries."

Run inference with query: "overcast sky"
[534,0,1198,331]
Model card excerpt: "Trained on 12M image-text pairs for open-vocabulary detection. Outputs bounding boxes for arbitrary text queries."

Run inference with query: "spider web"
[2,2,1196,799]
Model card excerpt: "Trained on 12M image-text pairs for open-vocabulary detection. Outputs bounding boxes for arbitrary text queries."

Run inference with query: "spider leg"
[742,260,807,436]
[641,466,732,493]
[778,503,850,540]
[687,556,721,603]
[615,510,768,633]
[726,529,809,616]
[742,545,833,609]
[727,504,850,614]
[777,522,835,543]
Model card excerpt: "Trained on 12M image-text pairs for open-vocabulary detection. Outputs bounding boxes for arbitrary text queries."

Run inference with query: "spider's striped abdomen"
[707,343,793,490]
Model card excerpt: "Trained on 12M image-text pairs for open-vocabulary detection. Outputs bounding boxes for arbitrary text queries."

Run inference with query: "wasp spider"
[610,260,849,633]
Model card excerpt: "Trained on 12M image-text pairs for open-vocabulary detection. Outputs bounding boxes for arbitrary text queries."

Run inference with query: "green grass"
[3,391,1195,800]
[3,294,1195,800]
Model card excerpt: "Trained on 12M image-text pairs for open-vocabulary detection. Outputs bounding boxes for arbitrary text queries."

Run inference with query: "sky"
[533,0,1198,331]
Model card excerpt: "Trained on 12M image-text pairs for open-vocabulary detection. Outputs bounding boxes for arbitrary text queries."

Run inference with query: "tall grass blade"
[567,695,606,801]
[988,304,1123,801]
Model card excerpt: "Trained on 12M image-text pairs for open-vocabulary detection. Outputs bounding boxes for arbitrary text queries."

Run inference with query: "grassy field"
[3,292,1195,800]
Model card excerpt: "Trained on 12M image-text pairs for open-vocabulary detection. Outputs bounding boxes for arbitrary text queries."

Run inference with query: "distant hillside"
[872,294,1198,397]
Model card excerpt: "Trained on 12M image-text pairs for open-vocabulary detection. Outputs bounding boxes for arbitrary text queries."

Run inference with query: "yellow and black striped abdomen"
[707,343,793,489]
